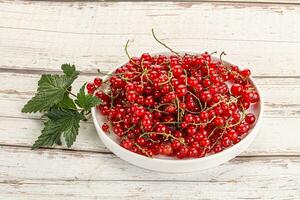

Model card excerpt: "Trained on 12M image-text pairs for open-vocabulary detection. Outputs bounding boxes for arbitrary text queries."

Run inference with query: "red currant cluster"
[88,52,259,159]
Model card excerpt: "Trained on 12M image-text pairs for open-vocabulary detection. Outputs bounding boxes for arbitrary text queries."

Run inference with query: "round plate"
[91,52,263,173]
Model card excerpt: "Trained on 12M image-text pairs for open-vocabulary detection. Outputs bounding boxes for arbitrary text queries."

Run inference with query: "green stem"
[140,132,185,144]
[203,102,207,110]
[152,109,169,114]
[224,111,246,129]
[154,103,174,109]
[123,125,135,134]
[210,129,226,151]
[97,69,111,76]
[208,126,218,138]
[134,143,151,157]
[205,99,223,112]
[124,39,138,65]
[176,98,180,127]
[187,91,203,110]
[220,51,227,65]
[151,29,180,57]
[184,108,200,115]
[204,61,210,77]
[210,51,217,55]
[160,116,216,127]
[68,91,77,98]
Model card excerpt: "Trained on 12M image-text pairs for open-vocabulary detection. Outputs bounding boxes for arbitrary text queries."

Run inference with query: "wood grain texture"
[1,73,300,118]
[0,0,300,199]
[0,73,300,155]
[2,116,300,155]
[1,178,299,200]
[0,146,299,182]
[1,1,300,76]
[0,146,300,199]
[21,0,300,4]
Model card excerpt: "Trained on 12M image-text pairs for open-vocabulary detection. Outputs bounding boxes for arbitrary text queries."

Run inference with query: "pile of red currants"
[88,52,259,159]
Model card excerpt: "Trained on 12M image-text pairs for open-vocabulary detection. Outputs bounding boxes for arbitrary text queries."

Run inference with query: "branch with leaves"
[22,64,102,149]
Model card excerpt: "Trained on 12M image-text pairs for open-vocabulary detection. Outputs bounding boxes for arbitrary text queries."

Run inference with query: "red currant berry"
[175,85,187,97]
[137,137,146,146]
[87,83,95,94]
[188,147,199,158]
[171,140,181,150]
[245,113,256,125]
[126,91,138,102]
[184,114,194,123]
[227,129,238,140]
[240,69,251,77]
[121,140,133,149]
[213,144,223,153]
[172,65,184,77]
[177,146,188,158]
[200,138,210,147]
[144,96,154,107]
[231,84,243,96]
[214,116,225,127]
[142,117,152,127]
[221,136,231,148]
[200,91,212,102]
[94,77,103,87]
[162,144,173,155]
[186,125,197,136]
[102,123,109,132]
[187,77,198,87]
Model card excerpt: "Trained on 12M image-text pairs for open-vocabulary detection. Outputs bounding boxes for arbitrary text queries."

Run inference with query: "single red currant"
[87,83,95,94]
[240,69,251,78]
[231,84,243,96]
[245,113,256,125]
[175,85,187,97]
[94,77,103,87]
[214,116,225,127]
[200,91,212,102]
[102,123,109,132]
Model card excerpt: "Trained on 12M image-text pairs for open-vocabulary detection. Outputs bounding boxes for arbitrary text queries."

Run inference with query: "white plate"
[91,52,263,173]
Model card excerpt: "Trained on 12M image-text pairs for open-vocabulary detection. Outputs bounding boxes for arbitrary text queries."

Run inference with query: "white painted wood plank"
[0,73,299,155]
[1,179,299,200]
[1,178,300,200]
[0,146,299,200]
[0,1,299,198]
[1,0,299,42]
[0,117,107,153]
[0,73,299,118]
[174,0,300,2]
[0,146,299,181]
[185,0,300,2]
[1,1,300,76]
[1,116,300,155]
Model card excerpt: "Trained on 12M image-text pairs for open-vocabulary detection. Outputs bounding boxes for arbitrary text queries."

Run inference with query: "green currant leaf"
[61,64,79,80]
[32,109,84,149]
[21,65,79,113]
[57,94,77,110]
[75,84,102,111]
[55,137,62,145]
[32,120,62,149]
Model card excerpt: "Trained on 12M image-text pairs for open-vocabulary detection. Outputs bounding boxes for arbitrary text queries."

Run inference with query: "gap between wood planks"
[1,145,300,187]
[0,176,297,184]
[1,26,300,44]
[1,138,300,158]
[0,73,299,155]
[1,67,300,79]
[1,143,300,158]
[21,0,300,6]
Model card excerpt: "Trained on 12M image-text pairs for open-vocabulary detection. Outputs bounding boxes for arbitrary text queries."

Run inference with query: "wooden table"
[1,0,300,199]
